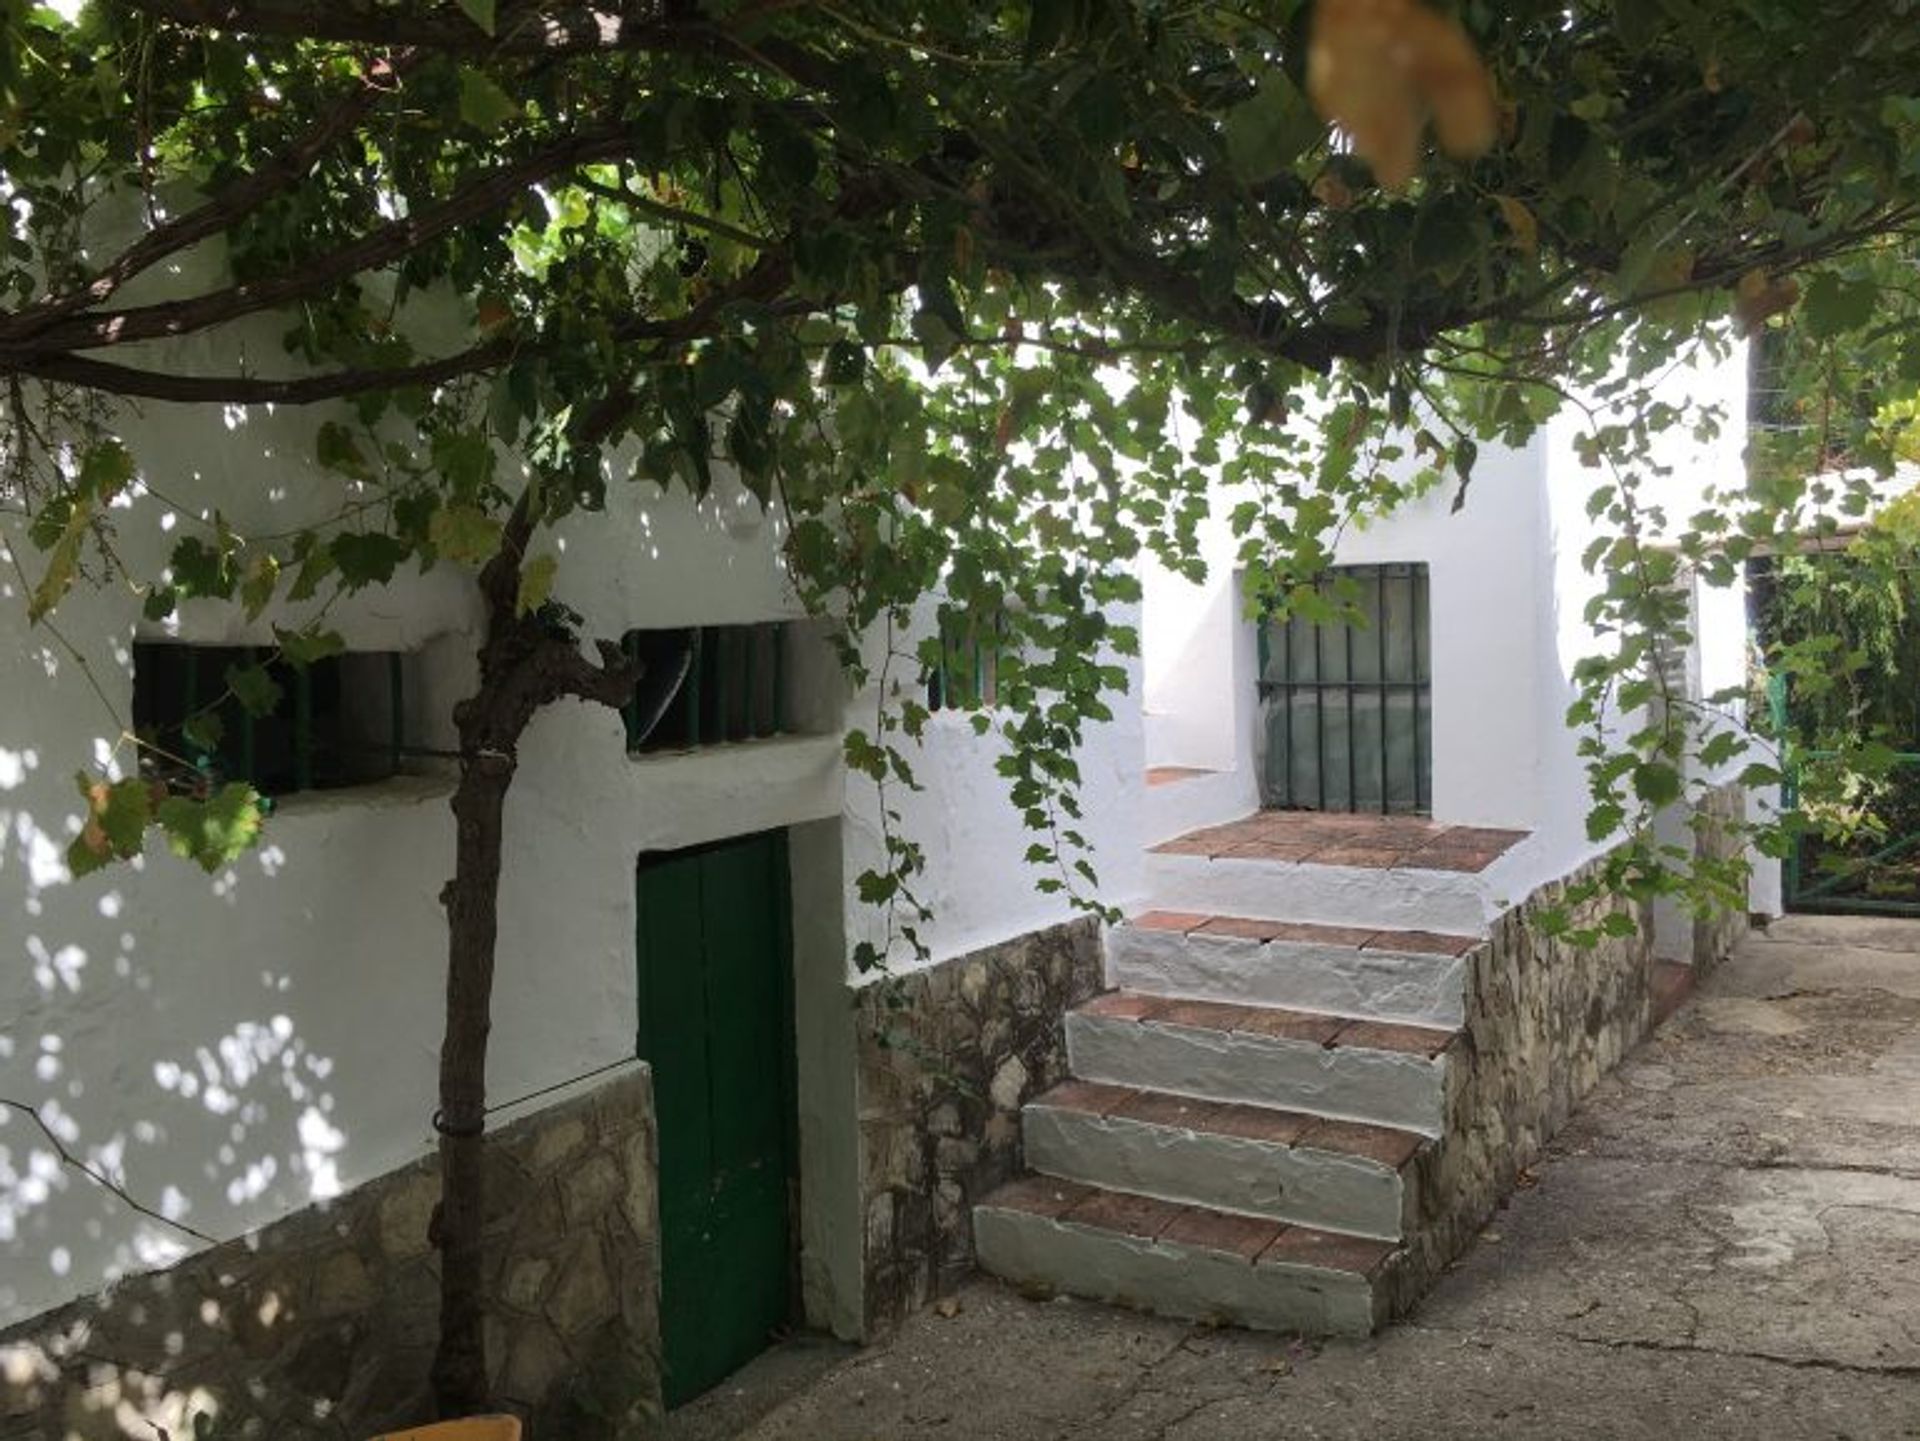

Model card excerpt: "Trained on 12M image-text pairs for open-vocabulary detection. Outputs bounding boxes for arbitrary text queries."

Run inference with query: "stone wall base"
[0,1068,661,1441]
[1693,780,1750,976]
[854,918,1103,1334]
[1389,850,1655,1313]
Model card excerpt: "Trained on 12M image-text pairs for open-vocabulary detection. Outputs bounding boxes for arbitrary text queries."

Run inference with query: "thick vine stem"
[429,509,640,1416]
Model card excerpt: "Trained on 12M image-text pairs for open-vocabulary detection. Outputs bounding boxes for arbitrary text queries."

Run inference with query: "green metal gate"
[1259,563,1432,813]
[1769,675,1920,916]
[636,829,797,1407]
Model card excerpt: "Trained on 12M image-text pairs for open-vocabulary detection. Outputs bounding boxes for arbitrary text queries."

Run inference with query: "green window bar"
[624,622,790,753]
[131,643,407,799]
[928,609,1004,711]
[1257,563,1431,814]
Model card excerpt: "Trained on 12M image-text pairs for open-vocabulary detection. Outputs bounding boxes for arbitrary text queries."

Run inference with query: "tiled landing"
[1152,810,1527,873]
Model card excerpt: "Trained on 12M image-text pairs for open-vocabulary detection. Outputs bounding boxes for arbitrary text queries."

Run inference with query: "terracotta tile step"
[981,1175,1399,1278]
[1033,1080,1425,1170]
[1076,990,1457,1059]
[1129,910,1479,958]
[1146,765,1214,788]
[1151,809,1527,874]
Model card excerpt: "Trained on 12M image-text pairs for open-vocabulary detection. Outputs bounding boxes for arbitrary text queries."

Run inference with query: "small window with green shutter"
[131,642,414,798]
[926,610,1006,712]
[622,621,792,753]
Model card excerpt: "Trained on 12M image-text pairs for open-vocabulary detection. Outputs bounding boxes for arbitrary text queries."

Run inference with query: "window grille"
[622,622,789,752]
[926,611,1005,711]
[132,642,407,797]
[1258,564,1432,814]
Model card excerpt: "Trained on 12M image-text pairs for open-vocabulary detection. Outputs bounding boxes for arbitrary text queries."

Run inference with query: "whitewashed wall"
[0,353,854,1326]
[1138,336,1754,914]
[838,599,1148,976]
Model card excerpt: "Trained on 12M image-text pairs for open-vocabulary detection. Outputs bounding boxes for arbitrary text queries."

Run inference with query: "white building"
[0,338,1759,1435]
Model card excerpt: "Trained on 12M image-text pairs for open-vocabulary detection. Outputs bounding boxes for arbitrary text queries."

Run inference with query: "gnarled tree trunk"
[429,508,638,1417]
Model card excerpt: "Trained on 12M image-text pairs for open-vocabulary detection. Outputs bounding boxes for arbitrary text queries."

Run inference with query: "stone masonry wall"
[0,1067,661,1441]
[1692,780,1749,975]
[855,919,1103,1333]
[1389,852,1653,1310]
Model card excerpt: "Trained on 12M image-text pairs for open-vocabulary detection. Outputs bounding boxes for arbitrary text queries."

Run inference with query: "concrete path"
[678,916,1920,1439]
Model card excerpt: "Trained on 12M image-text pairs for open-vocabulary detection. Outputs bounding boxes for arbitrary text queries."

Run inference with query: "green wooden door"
[635,830,795,1408]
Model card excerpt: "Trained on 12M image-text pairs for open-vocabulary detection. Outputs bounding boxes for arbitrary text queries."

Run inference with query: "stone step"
[1109,911,1481,1028]
[1022,1080,1424,1239]
[1143,849,1498,935]
[1065,992,1456,1136]
[973,1175,1399,1336]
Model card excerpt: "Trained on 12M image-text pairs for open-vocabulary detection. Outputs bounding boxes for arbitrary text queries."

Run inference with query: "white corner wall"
[839,601,1147,978]
[1325,436,1554,835]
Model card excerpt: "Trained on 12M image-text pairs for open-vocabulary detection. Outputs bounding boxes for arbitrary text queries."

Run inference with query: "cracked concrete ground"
[671,916,1920,1439]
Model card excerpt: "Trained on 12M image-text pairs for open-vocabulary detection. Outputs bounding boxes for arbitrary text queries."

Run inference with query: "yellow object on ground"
[370,1418,522,1441]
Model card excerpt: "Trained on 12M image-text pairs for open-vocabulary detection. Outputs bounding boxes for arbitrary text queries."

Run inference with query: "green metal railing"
[1769,671,1920,916]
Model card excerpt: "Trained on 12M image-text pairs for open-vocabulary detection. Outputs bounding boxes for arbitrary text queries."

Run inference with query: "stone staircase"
[974,810,1534,1336]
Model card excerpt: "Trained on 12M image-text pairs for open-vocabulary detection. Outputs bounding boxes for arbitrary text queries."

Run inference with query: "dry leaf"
[1733,268,1800,333]
[1307,0,1497,190]
[1494,194,1538,254]
[1313,169,1356,210]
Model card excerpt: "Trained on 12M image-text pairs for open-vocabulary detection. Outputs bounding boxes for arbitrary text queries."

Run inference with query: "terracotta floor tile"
[1298,1116,1424,1169]
[1314,846,1407,869]
[1195,914,1287,942]
[1363,928,1479,957]
[1110,1090,1221,1129]
[1359,818,1454,845]
[1064,1189,1185,1239]
[1234,1007,1346,1046]
[1146,766,1211,788]
[1131,910,1211,933]
[1161,1207,1286,1262]
[1034,1079,1137,1116]
[1155,811,1532,875]
[1437,826,1529,852]
[1198,820,1271,844]
[1150,835,1222,857]
[1404,846,1499,873]
[985,1174,1094,1218]
[1077,991,1165,1021]
[1258,1225,1396,1277]
[1219,841,1322,863]
[1285,828,1373,849]
[1281,811,1382,832]
[1203,1101,1313,1146]
[1153,998,1253,1033]
[1334,1019,1456,1058]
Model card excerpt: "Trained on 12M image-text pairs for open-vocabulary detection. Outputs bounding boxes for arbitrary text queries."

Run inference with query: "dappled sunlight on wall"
[0,342,846,1343]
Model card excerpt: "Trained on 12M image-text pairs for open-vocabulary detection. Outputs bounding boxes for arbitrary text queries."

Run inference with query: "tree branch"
[8,126,638,356]
[0,52,421,344]
[125,0,682,53]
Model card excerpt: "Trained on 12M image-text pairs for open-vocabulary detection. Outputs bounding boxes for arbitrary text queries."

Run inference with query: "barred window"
[622,622,791,753]
[132,642,412,797]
